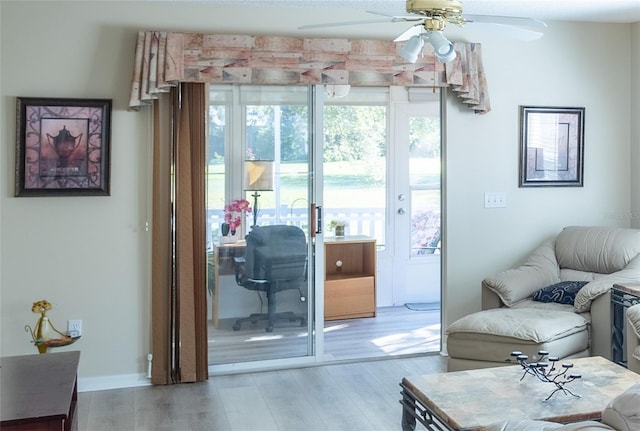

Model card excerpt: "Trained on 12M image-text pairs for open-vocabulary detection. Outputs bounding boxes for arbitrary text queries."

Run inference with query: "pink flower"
[223,199,252,231]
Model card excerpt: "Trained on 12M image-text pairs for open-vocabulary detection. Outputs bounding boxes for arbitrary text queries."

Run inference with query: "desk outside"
[210,240,246,328]
[400,356,640,431]
[1,350,80,431]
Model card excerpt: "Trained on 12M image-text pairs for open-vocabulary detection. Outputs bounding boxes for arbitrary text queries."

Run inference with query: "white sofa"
[486,383,640,431]
[446,226,640,371]
[627,304,640,373]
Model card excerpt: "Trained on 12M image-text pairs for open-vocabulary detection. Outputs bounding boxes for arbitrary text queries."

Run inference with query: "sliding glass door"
[206,85,315,366]
[207,85,443,371]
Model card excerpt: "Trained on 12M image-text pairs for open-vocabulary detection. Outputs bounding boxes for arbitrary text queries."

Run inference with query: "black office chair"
[233,225,308,332]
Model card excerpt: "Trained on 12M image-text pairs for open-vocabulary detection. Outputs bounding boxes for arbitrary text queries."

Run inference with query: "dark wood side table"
[1,350,80,431]
[611,283,640,367]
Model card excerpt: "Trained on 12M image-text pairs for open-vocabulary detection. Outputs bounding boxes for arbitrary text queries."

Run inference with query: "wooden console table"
[1,351,80,431]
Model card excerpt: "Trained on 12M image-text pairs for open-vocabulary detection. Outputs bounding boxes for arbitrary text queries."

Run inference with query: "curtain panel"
[129,31,490,114]
[151,84,208,384]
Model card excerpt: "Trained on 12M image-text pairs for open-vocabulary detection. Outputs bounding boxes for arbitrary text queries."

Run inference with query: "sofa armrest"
[574,254,640,313]
[590,292,612,360]
[482,240,560,307]
[482,284,504,310]
[626,305,640,373]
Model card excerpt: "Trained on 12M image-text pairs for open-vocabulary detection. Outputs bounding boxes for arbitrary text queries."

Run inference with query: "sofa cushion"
[446,308,589,363]
[552,424,615,431]
[483,240,561,306]
[556,226,640,274]
[532,281,589,305]
[485,419,612,431]
[627,304,640,339]
[601,383,640,431]
[446,308,587,343]
[484,419,563,431]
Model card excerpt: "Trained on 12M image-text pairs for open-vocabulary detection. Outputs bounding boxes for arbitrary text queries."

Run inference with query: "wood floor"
[209,305,441,365]
[76,353,447,431]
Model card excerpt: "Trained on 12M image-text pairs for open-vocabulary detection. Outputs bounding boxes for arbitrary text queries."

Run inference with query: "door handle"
[311,204,322,237]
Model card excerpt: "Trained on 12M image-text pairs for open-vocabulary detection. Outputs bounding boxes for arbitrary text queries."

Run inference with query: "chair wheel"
[265,324,274,332]
[232,323,241,331]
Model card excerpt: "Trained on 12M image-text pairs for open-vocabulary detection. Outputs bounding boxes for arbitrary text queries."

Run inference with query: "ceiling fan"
[299,0,547,63]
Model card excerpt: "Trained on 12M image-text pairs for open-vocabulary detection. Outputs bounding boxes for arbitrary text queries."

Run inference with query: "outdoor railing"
[208,206,441,255]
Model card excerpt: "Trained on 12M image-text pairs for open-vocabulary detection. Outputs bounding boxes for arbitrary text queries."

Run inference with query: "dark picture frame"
[519,106,585,187]
[15,97,112,196]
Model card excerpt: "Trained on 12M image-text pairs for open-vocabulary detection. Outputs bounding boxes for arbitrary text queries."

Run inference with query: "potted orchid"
[221,199,252,237]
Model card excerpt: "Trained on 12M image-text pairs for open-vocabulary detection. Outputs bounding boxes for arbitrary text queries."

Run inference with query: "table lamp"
[244,160,274,228]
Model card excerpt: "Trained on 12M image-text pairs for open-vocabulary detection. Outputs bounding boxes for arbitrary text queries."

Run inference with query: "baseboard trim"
[78,373,151,392]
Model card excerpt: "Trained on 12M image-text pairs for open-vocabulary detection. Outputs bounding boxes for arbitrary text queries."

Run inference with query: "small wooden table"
[400,356,640,431]
[1,351,80,431]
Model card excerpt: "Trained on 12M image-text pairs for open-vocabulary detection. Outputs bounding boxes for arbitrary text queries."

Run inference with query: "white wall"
[444,21,634,327]
[1,1,637,386]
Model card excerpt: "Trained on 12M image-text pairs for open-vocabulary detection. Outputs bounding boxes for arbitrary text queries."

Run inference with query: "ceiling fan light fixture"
[399,34,425,63]
[426,30,456,63]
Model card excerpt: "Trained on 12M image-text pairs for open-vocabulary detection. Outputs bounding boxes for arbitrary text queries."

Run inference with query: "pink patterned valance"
[129,31,490,114]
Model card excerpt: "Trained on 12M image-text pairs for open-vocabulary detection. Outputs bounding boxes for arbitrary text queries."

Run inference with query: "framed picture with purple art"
[519,106,584,187]
[15,97,112,197]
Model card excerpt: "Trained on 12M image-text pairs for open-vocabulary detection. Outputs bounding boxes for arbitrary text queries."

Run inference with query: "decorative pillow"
[532,281,589,305]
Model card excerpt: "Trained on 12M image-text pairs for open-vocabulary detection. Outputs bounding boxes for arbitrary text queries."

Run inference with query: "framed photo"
[519,106,585,187]
[15,97,112,196]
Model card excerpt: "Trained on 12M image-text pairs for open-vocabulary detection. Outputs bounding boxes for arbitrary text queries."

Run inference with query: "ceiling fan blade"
[466,22,544,41]
[298,18,397,30]
[365,10,423,22]
[393,25,424,42]
[298,9,425,30]
[462,14,547,30]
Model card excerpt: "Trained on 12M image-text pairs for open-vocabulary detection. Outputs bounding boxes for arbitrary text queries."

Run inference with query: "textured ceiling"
[177,0,640,24]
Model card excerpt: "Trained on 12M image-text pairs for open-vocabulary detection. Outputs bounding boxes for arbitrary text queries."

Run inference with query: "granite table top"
[402,356,640,431]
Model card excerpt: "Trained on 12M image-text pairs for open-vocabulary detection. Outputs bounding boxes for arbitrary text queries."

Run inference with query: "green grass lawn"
[207,159,440,211]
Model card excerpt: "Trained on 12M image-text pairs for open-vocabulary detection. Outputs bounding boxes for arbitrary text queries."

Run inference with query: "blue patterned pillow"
[531,281,589,305]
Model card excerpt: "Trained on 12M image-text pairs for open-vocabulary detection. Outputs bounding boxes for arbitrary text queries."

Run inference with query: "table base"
[400,382,454,431]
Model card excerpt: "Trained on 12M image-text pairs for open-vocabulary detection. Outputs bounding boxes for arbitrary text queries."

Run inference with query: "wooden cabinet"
[1,351,79,431]
[324,236,376,320]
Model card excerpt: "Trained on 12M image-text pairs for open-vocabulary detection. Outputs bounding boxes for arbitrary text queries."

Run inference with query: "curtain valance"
[129,31,490,114]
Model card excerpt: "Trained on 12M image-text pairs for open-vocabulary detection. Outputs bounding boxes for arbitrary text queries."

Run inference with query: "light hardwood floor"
[77,354,447,431]
[210,305,441,365]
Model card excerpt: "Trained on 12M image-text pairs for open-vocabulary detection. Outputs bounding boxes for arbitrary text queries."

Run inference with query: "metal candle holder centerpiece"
[511,351,581,401]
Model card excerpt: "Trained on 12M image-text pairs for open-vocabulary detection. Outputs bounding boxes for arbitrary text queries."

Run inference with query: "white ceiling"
[188,0,640,24]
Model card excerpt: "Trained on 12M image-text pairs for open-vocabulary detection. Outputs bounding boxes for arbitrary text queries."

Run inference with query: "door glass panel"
[409,116,441,257]
[322,88,387,247]
[207,85,313,366]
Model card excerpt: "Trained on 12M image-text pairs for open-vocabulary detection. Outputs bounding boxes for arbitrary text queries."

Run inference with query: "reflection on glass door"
[206,85,314,366]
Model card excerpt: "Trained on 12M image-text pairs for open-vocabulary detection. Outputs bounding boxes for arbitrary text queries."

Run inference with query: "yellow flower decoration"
[31,300,53,314]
